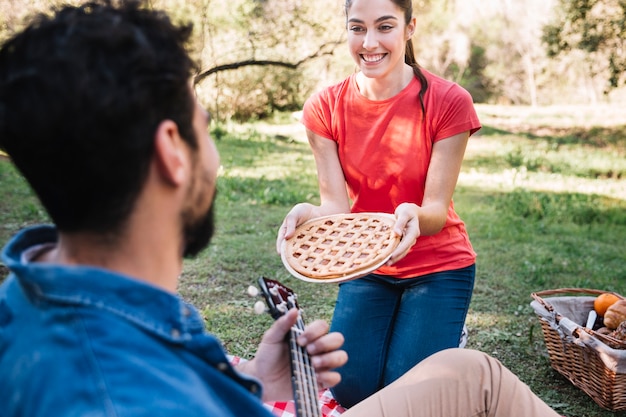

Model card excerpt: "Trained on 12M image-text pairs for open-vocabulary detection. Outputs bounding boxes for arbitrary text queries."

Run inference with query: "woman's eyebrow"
[375,15,398,23]
[347,15,398,24]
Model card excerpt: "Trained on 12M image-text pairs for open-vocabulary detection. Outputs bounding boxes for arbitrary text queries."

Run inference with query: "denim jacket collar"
[3,224,207,343]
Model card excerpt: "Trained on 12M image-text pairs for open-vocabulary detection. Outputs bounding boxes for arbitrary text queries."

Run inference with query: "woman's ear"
[153,120,189,186]
[406,16,416,39]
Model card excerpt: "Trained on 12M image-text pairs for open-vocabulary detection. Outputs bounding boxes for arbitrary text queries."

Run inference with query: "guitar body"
[258,277,321,417]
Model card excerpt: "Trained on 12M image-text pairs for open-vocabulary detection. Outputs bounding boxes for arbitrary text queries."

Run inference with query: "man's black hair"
[0,0,198,234]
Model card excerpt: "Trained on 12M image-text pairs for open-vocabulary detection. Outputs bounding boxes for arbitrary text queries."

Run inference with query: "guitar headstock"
[258,276,299,320]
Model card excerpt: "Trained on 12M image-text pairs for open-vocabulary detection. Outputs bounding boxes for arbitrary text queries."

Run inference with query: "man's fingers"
[263,308,299,344]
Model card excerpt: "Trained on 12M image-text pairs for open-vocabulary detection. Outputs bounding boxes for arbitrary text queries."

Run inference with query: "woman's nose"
[362,30,378,49]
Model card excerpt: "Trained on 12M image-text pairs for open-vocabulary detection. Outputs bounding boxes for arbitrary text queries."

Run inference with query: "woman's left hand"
[387,202,421,265]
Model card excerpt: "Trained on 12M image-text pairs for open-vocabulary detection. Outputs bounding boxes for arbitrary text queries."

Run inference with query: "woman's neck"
[355,63,414,100]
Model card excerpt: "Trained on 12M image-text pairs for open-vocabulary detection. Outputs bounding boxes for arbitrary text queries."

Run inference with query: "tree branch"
[194,40,343,84]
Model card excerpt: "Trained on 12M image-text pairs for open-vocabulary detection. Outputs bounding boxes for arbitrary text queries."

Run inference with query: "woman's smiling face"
[346,0,414,81]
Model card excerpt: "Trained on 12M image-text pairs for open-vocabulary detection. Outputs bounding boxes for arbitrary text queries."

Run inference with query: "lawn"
[1,104,625,416]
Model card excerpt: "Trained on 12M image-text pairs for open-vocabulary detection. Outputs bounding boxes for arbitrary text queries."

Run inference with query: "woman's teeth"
[362,54,385,62]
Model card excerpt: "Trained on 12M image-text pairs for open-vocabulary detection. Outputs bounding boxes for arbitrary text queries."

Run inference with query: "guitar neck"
[288,315,321,417]
[255,277,321,417]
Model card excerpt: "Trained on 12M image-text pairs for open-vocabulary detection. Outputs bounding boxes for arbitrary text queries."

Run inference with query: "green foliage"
[504,147,544,171]
[208,67,307,121]
[0,161,49,244]
[458,44,494,103]
[543,0,626,91]
[190,0,348,121]
[495,189,626,225]
[3,0,626,114]
[472,107,626,180]
[213,122,318,205]
[218,175,315,206]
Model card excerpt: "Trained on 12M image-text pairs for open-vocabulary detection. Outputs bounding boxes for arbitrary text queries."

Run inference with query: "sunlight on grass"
[476,104,626,128]
[458,168,626,200]
[220,151,314,180]
[215,123,315,182]
[462,111,626,200]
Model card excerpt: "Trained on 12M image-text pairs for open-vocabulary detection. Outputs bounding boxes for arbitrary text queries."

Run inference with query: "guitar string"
[297,315,320,417]
[267,283,320,417]
[286,292,318,417]
[291,317,320,417]
[290,328,308,416]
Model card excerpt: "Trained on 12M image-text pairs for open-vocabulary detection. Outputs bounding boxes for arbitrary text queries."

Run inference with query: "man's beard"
[182,191,216,258]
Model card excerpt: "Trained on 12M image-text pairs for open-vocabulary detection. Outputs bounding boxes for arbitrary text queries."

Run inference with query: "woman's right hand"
[276,203,316,253]
[277,129,351,254]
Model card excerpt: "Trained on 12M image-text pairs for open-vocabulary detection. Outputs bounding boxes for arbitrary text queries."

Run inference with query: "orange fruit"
[594,293,621,316]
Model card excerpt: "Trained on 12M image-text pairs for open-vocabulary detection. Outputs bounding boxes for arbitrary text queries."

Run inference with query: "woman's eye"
[379,24,393,31]
[349,25,365,33]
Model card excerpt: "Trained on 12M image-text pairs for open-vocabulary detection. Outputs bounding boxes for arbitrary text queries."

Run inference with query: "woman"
[276,0,481,408]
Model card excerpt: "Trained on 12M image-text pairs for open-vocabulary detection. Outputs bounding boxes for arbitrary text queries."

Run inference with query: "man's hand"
[237,308,347,402]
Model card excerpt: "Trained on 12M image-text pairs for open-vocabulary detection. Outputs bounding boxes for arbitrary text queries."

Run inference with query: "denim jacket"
[0,225,275,417]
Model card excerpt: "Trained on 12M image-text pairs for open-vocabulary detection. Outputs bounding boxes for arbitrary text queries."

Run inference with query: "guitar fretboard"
[289,315,321,417]
[257,277,322,417]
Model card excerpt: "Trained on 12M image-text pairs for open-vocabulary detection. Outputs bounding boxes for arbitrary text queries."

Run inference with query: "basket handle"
[531,288,624,315]
[531,288,626,350]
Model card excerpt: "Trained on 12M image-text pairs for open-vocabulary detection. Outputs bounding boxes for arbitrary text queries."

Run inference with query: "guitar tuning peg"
[247,285,259,297]
[254,300,267,315]
[248,285,267,314]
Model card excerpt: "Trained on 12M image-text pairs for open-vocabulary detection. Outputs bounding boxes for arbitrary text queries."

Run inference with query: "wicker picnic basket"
[531,288,626,411]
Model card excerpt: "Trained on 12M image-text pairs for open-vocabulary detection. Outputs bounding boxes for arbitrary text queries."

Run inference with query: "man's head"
[0,0,217,255]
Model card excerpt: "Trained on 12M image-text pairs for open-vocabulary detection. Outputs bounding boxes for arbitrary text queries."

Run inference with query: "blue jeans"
[329,264,475,408]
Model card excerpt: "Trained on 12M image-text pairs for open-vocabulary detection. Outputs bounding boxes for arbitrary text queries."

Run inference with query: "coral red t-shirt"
[301,69,481,278]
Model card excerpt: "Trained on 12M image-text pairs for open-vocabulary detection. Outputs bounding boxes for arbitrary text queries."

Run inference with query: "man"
[0,1,560,416]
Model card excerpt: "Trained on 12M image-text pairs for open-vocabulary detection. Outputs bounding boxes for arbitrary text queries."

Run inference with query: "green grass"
[0,159,49,243]
[1,104,625,416]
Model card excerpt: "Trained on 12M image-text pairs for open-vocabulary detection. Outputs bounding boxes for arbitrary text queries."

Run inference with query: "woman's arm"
[420,130,471,235]
[388,131,470,264]
[308,129,351,214]
[276,129,351,252]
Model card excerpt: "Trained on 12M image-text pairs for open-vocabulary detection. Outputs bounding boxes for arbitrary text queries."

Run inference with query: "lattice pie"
[281,213,400,282]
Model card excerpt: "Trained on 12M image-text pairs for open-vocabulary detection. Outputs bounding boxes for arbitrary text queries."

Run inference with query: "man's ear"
[153,120,189,186]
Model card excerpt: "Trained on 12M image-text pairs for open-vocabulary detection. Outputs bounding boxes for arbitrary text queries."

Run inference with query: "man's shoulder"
[0,309,267,416]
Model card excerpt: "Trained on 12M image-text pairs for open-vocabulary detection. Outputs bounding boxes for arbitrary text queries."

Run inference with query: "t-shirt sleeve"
[301,90,335,141]
[432,84,481,142]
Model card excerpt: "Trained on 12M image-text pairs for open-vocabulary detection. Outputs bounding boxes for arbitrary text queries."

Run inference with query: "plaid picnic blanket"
[229,356,346,417]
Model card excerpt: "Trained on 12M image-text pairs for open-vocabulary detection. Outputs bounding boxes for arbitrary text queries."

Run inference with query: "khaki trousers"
[343,349,560,417]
